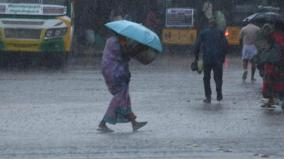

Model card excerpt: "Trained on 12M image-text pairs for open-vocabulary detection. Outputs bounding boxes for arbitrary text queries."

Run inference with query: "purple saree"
[101,36,136,124]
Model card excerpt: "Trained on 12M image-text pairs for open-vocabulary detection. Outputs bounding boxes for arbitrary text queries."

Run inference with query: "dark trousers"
[203,62,223,98]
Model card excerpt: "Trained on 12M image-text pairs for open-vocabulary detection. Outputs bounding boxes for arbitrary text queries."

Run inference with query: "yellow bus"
[162,6,198,46]
[0,0,73,67]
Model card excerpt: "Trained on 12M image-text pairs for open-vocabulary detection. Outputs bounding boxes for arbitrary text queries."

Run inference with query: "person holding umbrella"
[254,23,284,109]
[98,34,148,133]
[244,12,284,109]
[97,20,162,132]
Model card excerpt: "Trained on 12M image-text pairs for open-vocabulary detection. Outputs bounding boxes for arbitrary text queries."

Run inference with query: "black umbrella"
[243,12,284,31]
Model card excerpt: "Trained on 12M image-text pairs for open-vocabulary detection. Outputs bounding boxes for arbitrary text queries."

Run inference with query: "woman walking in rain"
[97,33,148,133]
[254,23,284,109]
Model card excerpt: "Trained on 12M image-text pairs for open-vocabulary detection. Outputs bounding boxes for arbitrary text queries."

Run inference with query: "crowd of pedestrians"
[97,2,284,133]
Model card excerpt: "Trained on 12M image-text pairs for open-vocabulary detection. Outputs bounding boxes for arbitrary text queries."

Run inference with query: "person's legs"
[123,95,147,131]
[98,120,114,132]
[203,64,212,103]
[99,88,147,132]
[99,111,147,132]
[261,64,277,108]
[251,60,256,81]
[280,95,284,110]
[98,82,133,132]
[213,62,223,101]
[242,59,248,81]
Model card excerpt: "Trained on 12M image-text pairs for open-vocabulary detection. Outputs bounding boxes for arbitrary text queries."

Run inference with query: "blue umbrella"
[105,20,163,53]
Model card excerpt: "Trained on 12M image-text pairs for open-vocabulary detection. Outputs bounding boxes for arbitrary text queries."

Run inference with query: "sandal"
[132,121,147,132]
[97,124,114,133]
[260,103,276,109]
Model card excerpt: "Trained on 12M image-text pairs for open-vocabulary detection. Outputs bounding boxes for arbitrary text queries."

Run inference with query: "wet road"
[0,55,284,159]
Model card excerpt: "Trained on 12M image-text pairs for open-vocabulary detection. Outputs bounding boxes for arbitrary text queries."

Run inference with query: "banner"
[166,8,194,28]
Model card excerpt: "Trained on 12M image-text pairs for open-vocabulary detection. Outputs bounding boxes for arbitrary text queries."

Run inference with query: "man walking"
[240,22,260,82]
[193,18,228,103]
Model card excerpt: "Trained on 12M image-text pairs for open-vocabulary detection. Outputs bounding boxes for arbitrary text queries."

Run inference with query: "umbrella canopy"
[105,20,163,53]
[243,12,284,26]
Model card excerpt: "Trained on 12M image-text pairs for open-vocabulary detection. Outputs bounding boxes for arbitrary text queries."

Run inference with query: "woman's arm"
[122,43,149,57]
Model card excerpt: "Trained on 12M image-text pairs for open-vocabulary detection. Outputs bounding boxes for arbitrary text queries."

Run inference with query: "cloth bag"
[133,49,157,65]
[191,60,203,74]
[253,44,281,64]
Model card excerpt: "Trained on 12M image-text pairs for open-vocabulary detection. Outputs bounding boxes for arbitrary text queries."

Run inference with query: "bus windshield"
[0,0,66,5]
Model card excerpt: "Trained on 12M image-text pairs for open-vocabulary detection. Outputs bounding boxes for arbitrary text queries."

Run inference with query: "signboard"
[0,3,66,15]
[166,8,194,28]
[7,4,41,15]
[162,28,197,45]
